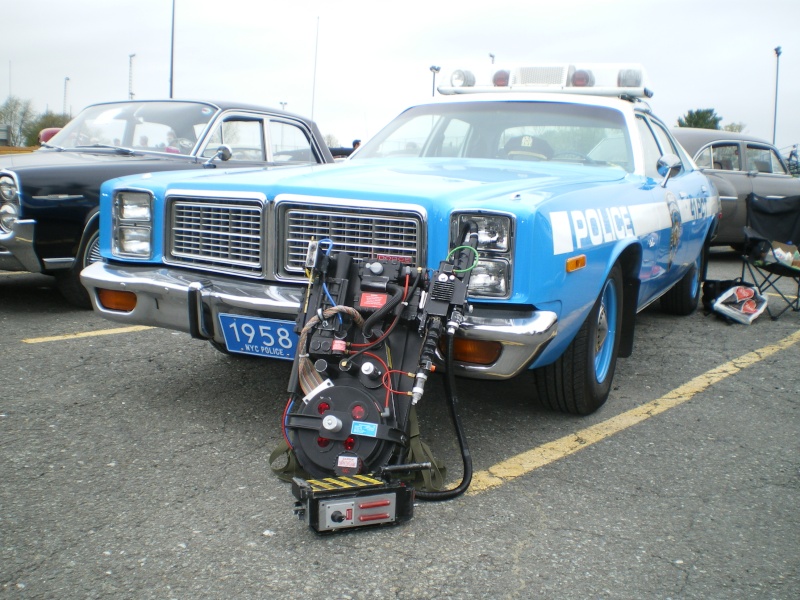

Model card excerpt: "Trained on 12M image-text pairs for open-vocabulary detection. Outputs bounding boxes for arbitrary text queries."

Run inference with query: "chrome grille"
[280,204,423,276]
[167,198,264,275]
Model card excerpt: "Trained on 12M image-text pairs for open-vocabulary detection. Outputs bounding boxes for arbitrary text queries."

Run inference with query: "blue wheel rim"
[689,252,702,299]
[594,278,618,383]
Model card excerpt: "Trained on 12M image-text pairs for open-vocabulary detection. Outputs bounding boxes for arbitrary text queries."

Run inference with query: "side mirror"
[216,145,232,161]
[657,153,682,187]
[203,144,232,168]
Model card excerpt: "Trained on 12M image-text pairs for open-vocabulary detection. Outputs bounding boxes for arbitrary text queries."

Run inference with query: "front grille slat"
[280,206,422,276]
[165,197,423,280]
[167,198,264,275]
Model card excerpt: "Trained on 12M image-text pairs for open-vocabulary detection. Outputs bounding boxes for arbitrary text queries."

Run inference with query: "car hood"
[0,148,199,170]
[140,157,630,207]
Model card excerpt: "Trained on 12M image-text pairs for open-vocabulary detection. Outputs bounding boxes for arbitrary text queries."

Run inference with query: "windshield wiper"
[75,144,136,156]
[40,142,64,151]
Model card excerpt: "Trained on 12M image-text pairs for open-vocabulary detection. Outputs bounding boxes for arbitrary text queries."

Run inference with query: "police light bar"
[438,63,653,98]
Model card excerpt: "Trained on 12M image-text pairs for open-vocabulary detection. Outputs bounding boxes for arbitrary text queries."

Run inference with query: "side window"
[695,146,712,168]
[636,117,662,179]
[650,120,686,175]
[650,121,678,155]
[203,120,265,161]
[745,145,787,175]
[697,143,740,171]
[269,121,316,163]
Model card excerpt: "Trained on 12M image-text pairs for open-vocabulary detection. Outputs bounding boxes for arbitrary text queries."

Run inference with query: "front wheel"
[533,263,623,415]
[56,226,100,309]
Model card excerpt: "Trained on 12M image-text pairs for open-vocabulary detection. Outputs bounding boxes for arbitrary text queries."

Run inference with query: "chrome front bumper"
[81,261,558,380]
[0,220,43,272]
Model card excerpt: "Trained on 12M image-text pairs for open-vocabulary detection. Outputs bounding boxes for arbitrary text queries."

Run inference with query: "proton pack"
[282,225,480,532]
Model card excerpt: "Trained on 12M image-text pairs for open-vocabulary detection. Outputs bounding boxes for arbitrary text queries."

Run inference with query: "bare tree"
[722,122,746,133]
[0,96,36,146]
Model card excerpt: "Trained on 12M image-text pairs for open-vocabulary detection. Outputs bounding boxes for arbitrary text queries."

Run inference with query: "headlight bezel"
[0,172,21,233]
[450,210,515,299]
[112,189,154,258]
[0,174,19,202]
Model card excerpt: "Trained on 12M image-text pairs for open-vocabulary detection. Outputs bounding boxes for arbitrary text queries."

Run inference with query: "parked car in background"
[83,63,719,416]
[0,99,334,307]
[672,128,800,248]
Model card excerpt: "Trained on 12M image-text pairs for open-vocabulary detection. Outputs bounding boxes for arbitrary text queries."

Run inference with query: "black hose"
[362,283,404,338]
[415,332,473,501]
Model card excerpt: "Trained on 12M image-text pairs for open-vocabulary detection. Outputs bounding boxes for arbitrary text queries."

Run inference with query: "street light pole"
[279,101,287,111]
[169,0,175,98]
[772,46,781,145]
[63,77,70,116]
[430,65,440,97]
[128,54,136,100]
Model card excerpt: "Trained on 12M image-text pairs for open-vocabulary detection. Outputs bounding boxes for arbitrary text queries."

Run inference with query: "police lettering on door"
[550,206,636,255]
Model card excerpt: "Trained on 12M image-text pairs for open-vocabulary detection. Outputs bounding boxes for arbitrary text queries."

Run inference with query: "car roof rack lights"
[438,62,653,99]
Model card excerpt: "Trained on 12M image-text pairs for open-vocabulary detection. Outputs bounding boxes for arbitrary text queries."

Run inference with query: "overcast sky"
[4,0,799,152]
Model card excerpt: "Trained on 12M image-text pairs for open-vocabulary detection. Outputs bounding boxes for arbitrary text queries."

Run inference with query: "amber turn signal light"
[97,289,137,312]
[566,254,587,273]
[451,338,502,365]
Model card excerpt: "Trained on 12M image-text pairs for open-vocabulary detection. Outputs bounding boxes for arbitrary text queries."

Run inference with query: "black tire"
[56,226,100,309]
[660,246,704,316]
[533,263,623,415]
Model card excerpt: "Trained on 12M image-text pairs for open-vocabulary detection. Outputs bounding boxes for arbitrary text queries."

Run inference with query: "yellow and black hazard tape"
[305,474,384,491]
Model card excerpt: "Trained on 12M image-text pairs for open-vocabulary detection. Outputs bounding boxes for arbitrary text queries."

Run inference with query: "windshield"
[354,101,634,172]
[48,101,220,155]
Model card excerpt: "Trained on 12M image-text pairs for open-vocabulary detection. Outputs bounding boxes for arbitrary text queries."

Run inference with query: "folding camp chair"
[740,193,800,319]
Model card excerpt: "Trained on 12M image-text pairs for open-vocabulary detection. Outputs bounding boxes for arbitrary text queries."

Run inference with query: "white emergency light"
[438,63,653,98]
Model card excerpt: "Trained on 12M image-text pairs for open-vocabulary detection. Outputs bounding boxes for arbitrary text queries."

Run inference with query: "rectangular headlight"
[116,226,151,256]
[451,211,514,299]
[118,191,152,221]
[468,259,509,297]
[454,213,510,252]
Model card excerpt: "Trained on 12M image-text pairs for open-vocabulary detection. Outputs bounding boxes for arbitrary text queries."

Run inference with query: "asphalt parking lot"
[2,249,798,600]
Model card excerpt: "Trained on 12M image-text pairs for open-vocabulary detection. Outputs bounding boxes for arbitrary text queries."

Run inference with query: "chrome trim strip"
[31,194,85,201]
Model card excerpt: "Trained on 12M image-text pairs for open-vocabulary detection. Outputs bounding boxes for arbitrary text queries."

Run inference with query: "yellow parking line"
[23,326,153,344]
[468,328,800,495]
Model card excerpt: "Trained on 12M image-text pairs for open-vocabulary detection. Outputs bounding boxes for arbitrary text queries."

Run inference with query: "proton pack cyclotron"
[282,222,480,531]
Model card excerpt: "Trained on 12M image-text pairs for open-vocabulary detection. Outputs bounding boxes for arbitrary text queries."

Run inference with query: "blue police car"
[82,63,719,416]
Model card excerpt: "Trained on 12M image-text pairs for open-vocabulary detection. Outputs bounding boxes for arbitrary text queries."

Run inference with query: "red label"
[735,287,754,301]
[376,254,412,264]
[359,292,388,309]
[332,339,347,353]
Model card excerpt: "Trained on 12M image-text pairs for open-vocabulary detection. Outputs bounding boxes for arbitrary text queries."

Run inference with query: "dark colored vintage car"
[672,128,800,247]
[0,99,334,306]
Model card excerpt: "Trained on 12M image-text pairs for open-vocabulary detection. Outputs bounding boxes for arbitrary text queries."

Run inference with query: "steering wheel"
[168,138,194,153]
[552,151,591,161]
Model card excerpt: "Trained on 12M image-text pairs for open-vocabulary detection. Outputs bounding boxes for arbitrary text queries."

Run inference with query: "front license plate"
[218,313,298,360]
